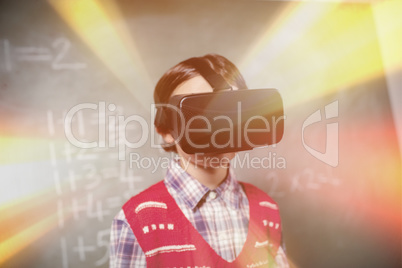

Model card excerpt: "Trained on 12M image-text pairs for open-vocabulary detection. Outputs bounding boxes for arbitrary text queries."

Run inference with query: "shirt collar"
[164,159,242,210]
[214,168,242,210]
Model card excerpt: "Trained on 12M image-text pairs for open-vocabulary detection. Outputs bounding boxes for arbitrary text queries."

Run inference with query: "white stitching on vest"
[142,223,174,234]
[263,219,279,229]
[254,240,269,248]
[247,260,269,267]
[145,244,196,257]
[135,201,168,214]
[259,201,278,210]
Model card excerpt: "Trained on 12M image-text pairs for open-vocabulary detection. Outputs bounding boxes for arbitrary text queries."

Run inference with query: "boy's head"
[154,54,248,155]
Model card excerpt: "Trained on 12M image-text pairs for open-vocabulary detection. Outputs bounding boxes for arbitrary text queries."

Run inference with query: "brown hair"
[154,54,248,153]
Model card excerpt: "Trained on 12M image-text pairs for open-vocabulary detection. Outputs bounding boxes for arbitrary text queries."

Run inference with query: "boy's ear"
[156,127,175,144]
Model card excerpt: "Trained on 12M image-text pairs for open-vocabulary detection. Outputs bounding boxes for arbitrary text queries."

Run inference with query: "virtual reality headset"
[155,58,284,154]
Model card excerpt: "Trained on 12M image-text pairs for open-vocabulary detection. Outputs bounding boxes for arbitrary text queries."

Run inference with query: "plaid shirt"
[110,160,289,267]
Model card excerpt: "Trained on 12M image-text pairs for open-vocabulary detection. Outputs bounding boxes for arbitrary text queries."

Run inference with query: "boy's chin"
[191,152,236,169]
[176,146,236,168]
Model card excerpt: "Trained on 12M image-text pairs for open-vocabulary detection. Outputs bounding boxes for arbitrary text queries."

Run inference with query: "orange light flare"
[47,0,153,109]
[0,182,89,265]
[0,189,59,265]
[303,114,401,233]
[240,1,402,109]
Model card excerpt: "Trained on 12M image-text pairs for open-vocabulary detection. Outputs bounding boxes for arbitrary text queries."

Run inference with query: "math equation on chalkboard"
[47,105,144,268]
[1,37,86,71]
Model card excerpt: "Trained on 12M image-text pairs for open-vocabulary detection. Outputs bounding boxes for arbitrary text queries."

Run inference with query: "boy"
[110,54,289,267]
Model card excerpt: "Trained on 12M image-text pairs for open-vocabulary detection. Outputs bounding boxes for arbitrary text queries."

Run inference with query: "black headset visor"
[162,88,284,154]
[154,57,284,154]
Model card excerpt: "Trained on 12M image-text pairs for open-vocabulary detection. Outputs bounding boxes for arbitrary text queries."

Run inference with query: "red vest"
[123,181,282,268]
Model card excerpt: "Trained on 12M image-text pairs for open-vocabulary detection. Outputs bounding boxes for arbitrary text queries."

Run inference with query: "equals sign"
[15,46,52,61]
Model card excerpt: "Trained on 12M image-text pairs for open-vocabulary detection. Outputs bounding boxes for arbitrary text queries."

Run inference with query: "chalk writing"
[1,37,86,71]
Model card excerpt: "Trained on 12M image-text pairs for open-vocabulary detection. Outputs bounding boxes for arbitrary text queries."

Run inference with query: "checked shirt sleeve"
[109,210,146,268]
[275,246,290,268]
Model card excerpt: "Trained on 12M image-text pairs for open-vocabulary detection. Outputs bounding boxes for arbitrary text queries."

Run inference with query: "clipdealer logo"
[63,100,338,168]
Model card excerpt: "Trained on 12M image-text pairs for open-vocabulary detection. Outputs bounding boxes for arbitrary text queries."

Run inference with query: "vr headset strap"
[187,57,232,91]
